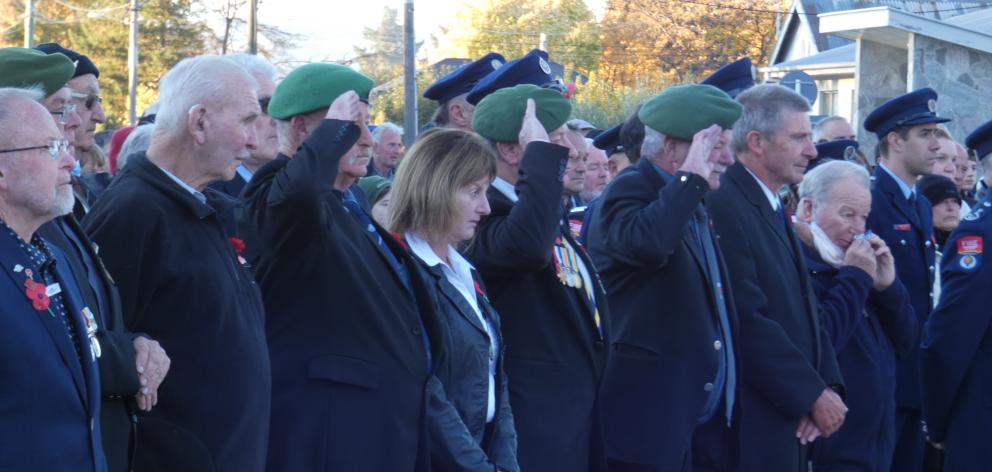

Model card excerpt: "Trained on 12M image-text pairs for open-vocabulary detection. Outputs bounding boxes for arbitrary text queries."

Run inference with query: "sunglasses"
[70,91,104,110]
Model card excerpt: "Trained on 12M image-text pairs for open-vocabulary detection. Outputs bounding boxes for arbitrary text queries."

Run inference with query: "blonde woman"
[390,127,518,472]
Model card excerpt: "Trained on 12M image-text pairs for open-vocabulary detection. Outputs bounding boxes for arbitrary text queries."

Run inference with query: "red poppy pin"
[229,237,245,255]
[24,278,51,311]
[390,232,409,251]
[473,278,490,304]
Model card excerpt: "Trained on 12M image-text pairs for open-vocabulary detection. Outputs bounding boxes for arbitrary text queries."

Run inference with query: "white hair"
[154,55,257,137]
[798,160,869,206]
[0,87,47,146]
[372,122,403,143]
[117,124,155,169]
[224,53,278,83]
[641,127,667,161]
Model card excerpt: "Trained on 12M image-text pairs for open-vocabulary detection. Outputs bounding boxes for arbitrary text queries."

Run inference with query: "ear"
[449,102,466,127]
[291,115,310,143]
[187,105,208,145]
[496,141,522,162]
[745,130,764,156]
[797,197,814,224]
[885,131,903,154]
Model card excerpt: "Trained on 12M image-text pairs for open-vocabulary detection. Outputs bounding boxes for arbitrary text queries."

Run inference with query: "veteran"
[424,52,505,131]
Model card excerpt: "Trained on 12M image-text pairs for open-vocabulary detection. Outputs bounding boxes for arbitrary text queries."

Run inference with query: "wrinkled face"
[41,87,83,148]
[931,138,958,179]
[68,74,106,152]
[704,129,735,190]
[759,109,816,187]
[563,131,587,197]
[340,102,374,180]
[201,80,260,184]
[891,124,941,177]
[582,146,610,199]
[449,176,491,244]
[370,191,390,227]
[932,198,961,232]
[961,159,978,189]
[250,74,278,166]
[810,177,872,250]
[373,128,403,169]
[817,119,856,142]
[0,103,76,222]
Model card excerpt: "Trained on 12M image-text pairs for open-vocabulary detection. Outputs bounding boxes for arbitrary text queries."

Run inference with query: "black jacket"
[706,162,843,471]
[38,215,139,472]
[408,246,519,472]
[466,142,609,472]
[207,172,248,238]
[84,153,271,472]
[238,119,436,472]
[587,158,740,467]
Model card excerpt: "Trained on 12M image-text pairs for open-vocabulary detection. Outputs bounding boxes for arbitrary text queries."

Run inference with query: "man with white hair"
[368,122,403,179]
[84,56,270,472]
[708,84,847,471]
[0,87,106,472]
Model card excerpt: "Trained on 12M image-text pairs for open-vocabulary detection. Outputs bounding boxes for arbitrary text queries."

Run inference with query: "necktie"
[692,206,736,425]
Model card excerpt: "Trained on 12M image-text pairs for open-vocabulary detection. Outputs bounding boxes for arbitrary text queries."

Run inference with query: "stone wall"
[855,38,908,156]
[911,34,992,143]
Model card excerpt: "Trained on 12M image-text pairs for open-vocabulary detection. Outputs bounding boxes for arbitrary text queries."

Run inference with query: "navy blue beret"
[966,119,992,160]
[592,123,624,156]
[423,52,505,103]
[863,87,950,139]
[700,57,754,98]
[466,49,556,105]
[35,42,99,78]
[808,139,860,173]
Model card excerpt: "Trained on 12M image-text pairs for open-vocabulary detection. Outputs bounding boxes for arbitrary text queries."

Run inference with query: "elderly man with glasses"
[0,86,107,471]
[0,46,170,472]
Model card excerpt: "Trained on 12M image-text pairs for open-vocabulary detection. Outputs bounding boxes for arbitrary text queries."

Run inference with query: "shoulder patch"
[958,236,983,254]
[957,253,980,271]
[963,207,986,221]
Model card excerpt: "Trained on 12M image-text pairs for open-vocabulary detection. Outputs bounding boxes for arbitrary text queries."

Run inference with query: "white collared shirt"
[156,165,206,204]
[405,232,496,422]
[236,164,253,183]
[744,166,782,211]
[491,177,518,203]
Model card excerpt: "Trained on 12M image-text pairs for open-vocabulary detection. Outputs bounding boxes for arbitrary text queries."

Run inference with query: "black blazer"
[466,142,609,472]
[587,158,740,467]
[706,161,843,471]
[38,215,139,472]
[408,248,519,472]
[239,120,437,472]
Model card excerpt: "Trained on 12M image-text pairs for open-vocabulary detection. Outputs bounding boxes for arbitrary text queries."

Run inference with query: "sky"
[259,0,607,66]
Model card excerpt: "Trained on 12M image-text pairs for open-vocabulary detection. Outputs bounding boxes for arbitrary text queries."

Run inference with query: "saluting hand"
[869,234,896,291]
[518,99,549,147]
[325,90,361,123]
[679,124,723,183]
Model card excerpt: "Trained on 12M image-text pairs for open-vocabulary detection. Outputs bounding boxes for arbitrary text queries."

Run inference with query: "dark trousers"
[892,408,924,472]
[607,409,738,472]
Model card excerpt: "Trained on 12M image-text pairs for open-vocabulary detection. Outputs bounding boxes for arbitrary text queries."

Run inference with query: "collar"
[878,162,915,200]
[404,231,475,277]
[743,166,781,211]
[492,177,518,203]
[236,164,253,183]
[651,161,674,184]
[156,164,207,204]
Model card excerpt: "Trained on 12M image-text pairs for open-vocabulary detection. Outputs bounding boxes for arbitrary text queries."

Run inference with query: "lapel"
[874,167,921,228]
[727,162,797,260]
[427,263,488,336]
[636,158,707,273]
[52,247,100,413]
[0,231,89,407]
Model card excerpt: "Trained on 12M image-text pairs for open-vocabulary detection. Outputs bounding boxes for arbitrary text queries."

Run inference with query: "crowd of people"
[1,39,991,472]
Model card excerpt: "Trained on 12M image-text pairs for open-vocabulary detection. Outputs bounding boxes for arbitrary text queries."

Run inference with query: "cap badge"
[539,57,552,75]
[491,59,503,70]
[844,146,856,160]
[928,98,937,113]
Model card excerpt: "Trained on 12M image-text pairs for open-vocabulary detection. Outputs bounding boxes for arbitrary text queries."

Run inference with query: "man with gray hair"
[368,122,403,179]
[795,160,916,471]
[84,55,270,472]
[813,115,857,143]
[0,86,106,471]
[708,83,847,471]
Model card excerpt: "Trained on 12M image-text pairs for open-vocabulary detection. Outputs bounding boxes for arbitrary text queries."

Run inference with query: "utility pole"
[402,0,416,145]
[23,0,35,47]
[248,0,258,55]
[128,0,140,125]
[539,32,547,51]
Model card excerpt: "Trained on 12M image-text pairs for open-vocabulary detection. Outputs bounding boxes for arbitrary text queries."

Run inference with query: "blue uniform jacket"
[0,229,106,471]
[802,244,918,471]
[921,197,992,470]
[866,167,936,410]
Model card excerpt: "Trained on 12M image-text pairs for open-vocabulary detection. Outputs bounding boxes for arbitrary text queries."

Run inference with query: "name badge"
[45,283,61,297]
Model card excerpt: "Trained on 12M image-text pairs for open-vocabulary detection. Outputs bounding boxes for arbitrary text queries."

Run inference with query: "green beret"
[638,84,742,141]
[0,47,75,97]
[357,175,392,205]
[268,63,374,120]
[472,84,572,142]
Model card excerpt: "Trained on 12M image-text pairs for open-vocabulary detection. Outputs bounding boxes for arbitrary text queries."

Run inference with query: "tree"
[369,67,440,130]
[202,0,299,60]
[446,0,601,76]
[599,0,782,87]
[352,6,422,85]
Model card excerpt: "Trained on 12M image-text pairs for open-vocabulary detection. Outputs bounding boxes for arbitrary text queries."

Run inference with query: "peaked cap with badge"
[423,52,505,103]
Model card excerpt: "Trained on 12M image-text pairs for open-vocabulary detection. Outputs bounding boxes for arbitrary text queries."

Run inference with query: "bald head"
[0,87,47,147]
